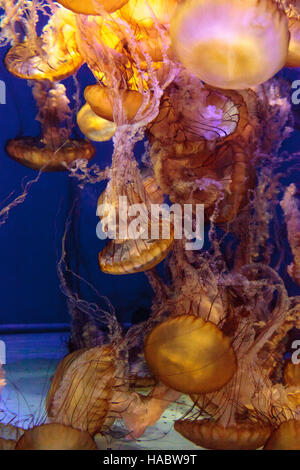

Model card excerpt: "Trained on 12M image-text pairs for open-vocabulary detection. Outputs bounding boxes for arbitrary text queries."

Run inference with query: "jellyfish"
[77,103,116,142]
[286,16,300,66]
[56,0,129,15]
[144,315,237,394]
[6,81,95,171]
[170,0,290,90]
[84,84,144,123]
[46,346,119,435]
[264,420,300,450]
[15,424,97,450]
[4,4,83,82]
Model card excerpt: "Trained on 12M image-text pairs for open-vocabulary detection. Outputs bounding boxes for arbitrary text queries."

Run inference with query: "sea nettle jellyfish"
[97,181,174,275]
[264,420,300,450]
[56,0,129,15]
[4,5,83,82]
[286,16,300,66]
[77,103,117,142]
[6,81,95,171]
[15,424,97,450]
[46,346,119,435]
[144,315,237,394]
[170,0,290,89]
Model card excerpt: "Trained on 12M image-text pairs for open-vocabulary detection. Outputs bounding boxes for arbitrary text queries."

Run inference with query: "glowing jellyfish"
[77,103,116,142]
[47,346,117,435]
[144,315,237,394]
[170,0,290,89]
[56,0,129,15]
[99,232,174,274]
[120,0,179,30]
[15,424,97,450]
[175,419,272,450]
[6,82,95,171]
[286,17,300,66]
[4,6,83,82]
[84,85,144,123]
[264,420,300,450]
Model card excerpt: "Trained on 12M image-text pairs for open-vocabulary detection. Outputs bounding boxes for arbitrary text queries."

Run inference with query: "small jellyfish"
[4,6,83,82]
[144,314,237,394]
[120,0,179,30]
[15,424,97,450]
[56,0,129,15]
[77,103,116,142]
[170,0,290,89]
[84,84,144,123]
[264,420,300,450]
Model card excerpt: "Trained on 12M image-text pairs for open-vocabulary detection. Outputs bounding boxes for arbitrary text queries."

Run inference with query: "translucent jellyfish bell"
[56,0,129,15]
[264,420,300,450]
[286,17,300,67]
[144,315,237,394]
[170,0,290,90]
[175,419,272,450]
[77,103,116,142]
[84,85,144,123]
[15,424,97,450]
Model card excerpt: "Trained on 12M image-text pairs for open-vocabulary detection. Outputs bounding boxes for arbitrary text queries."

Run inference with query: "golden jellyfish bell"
[6,138,95,171]
[283,360,300,387]
[77,103,116,142]
[264,420,300,450]
[286,17,300,66]
[144,315,237,394]
[84,85,144,123]
[99,231,174,275]
[120,0,179,30]
[56,0,129,15]
[170,0,290,90]
[15,424,97,450]
[175,419,272,450]
[47,346,117,436]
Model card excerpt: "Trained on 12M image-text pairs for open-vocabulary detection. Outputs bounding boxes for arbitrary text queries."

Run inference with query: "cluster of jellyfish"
[0,0,300,451]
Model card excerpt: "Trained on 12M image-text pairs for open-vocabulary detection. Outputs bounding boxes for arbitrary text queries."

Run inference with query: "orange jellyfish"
[56,0,129,15]
[144,314,237,394]
[170,0,290,89]
[46,346,118,436]
[84,84,144,123]
[15,424,97,450]
[4,5,83,82]
[286,16,300,66]
[6,81,95,171]
[264,420,300,450]
[77,103,116,142]
[120,0,179,30]
[175,419,272,450]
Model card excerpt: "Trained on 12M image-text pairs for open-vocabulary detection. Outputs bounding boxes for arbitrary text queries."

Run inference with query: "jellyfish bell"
[170,0,290,90]
[47,346,117,436]
[15,424,97,450]
[120,0,179,30]
[84,85,144,123]
[56,0,129,15]
[77,103,117,142]
[264,420,300,450]
[144,315,237,394]
[175,419,272,450]
[4,7,83,82]
[286,17,300,66]
[99,230,174,275]
[6,137,95,172]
